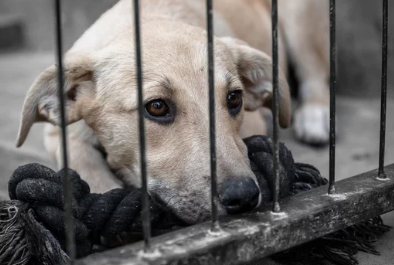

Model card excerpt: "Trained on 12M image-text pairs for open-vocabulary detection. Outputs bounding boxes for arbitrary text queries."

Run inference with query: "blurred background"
[0,1,393,264]
[1,0,394,98]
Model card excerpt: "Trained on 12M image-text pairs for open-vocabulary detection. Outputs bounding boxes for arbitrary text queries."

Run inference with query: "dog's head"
[16,20,290,224]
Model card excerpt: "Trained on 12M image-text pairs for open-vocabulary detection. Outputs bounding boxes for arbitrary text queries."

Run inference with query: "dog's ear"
[16,53,96,147]
[221,37,291,128]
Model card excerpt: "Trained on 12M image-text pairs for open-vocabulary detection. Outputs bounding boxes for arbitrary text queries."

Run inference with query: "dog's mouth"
[148,193,191,233]
[224,194,261,215]
[149,182,262,227]
[148,185,215,225]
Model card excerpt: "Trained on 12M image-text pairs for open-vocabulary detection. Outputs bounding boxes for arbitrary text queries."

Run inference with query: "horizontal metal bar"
[77,164,394,265]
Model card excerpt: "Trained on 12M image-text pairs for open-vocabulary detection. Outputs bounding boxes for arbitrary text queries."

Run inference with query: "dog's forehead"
[93,22,240,110]
[142,26,233,72]
[144,26,237,92]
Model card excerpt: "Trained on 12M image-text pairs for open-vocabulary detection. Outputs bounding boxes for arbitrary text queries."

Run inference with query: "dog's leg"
[44,123,122,193]
[279,0,330,145]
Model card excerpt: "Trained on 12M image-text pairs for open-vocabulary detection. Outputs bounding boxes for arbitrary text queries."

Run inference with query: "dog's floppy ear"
[221,37,291,128]
[16,53,95,147]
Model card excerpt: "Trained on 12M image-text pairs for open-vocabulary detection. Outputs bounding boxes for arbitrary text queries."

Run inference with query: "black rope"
[0,135,389,265]
[273,216,391,265]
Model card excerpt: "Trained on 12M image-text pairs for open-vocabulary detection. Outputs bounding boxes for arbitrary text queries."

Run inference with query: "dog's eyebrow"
[143,73,172,90]
[225,71,241,90]
[143,73,172,91]
[160,76,173,91]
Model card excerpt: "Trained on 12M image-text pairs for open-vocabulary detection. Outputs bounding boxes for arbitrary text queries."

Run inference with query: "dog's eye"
[144,99,175,124]
[227,90,243,116]
[145,100,169,117]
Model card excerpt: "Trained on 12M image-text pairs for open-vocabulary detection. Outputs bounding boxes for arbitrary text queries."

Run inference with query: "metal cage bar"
[77,164,394,265]
[328,0,336,194]
[66,0,393,264]
[379,0,388,179]
[133,0,152,250]
[271,0,280,213]
[54,0,76,262]
[206,0,219,230]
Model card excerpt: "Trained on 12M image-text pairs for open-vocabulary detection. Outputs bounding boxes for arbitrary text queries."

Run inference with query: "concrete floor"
[0,51,393,264]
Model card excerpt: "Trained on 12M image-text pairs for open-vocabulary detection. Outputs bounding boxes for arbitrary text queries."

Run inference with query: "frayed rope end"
[0,200,69,265]
[273,216,392,265]
[0,201,30,265]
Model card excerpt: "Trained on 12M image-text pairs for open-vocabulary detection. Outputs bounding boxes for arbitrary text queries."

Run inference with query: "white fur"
[294,104,330,144]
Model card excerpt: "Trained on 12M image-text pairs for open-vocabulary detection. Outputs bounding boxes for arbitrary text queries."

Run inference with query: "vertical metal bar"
[206,0,219,231]
[133,0,151,250]
[328,0,336,194]
[54,0,75,262]
[378,0,388,179]
[271,0,280,213]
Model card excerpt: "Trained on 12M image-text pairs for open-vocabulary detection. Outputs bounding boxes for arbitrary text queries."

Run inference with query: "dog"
[16,0,329,224]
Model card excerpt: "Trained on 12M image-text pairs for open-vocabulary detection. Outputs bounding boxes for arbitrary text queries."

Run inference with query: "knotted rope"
[0,135,389,265]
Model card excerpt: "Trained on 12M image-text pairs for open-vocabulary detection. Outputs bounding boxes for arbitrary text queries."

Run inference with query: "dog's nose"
[219,177,260,214]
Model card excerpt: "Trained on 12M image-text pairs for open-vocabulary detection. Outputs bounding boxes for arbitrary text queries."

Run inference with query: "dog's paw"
[293,104,331,146]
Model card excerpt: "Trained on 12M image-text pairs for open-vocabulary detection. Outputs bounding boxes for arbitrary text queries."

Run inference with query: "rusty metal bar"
[378,0,388,179]
[206,0,219,231]
[77,164,394,265]
[328,0,336,194]
[133,0,151,251]
[54,0,75,262]
[271,0,280,213]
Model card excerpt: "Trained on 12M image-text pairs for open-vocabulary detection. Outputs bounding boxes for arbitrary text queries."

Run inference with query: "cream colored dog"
[16,0,329,224]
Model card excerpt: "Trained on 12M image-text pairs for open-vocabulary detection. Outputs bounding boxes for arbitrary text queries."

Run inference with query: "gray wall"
[336,0,394,98]
[1,0,393,98]
[0,0,117,51]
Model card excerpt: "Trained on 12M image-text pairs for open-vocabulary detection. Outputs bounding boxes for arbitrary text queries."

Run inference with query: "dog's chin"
[149,189,220,225]
[171,203,213,225]
[153,192,215,225]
